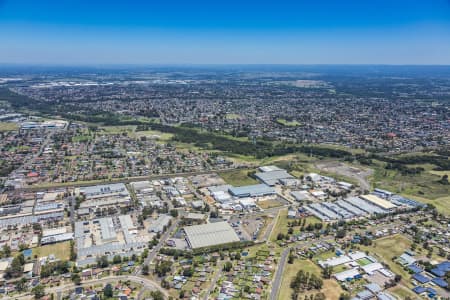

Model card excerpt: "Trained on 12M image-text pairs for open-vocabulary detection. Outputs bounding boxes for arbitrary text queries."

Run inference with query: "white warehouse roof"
[184,222,240,249]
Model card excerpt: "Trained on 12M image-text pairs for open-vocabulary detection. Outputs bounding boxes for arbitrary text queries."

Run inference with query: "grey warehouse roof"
[229,184,275,197]
[254,170,294,186]
[184,222,240,249]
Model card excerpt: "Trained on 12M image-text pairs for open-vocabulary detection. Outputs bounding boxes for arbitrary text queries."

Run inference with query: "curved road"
[1,275,169,300]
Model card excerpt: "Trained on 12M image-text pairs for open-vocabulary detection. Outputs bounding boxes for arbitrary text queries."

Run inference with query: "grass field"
[32,241,71,261]
[370,160,449,199]
[360,234,412,284]
[357,258,372,266]
[0,122,19,132]
[270,209,288,242]
[225,113,241,120]
[72,135,92,142]
[276,118,301,127]
[100,125,137,134]
[257,199,284,209]
[278,259,343,300]
[218,168,258,186]
[134,129,174,142]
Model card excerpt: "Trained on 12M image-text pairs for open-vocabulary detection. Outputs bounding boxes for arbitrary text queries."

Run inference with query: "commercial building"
[184,222,240,249]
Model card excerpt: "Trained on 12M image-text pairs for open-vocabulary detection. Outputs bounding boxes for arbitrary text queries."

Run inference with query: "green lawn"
[357,258,372,266]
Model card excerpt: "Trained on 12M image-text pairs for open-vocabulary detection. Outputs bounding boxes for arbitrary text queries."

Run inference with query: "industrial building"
[78,183,129,198]
[343,197,386,214]
[148,214,173,233]
[254,168,294,186]
[74,215,146,267]
[360,194,397,211]
[228,184,275,198]
[184,222,240,249]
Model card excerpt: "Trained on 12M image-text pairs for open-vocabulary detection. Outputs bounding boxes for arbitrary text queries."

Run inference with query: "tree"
[2,244,11,257]
[32,284,45,299]
[223,262,233,272]
[150,290,165,300]
[71,273,81,285]
[142,264,149,275]
[69,240,77,261]
[97,255,109,268]
[113,255,122,264]
[322,266,333,279]
[103,283,113,298]
[16,278,28,292]
[170,209,178,217]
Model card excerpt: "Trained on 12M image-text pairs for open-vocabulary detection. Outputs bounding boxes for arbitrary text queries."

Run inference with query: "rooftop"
[184,222,240,249]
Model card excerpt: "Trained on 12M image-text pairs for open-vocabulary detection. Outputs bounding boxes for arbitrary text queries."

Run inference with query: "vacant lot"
[257,199,284,209]
[0,122,18,132]
[218,168,258,186]
[360,234,412,285]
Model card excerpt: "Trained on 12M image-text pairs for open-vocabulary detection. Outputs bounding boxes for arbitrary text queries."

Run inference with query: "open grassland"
[360,234,412,286]
[32,241,71,261]
[0,122,19,132]
[368,160,449,215]
[218,168,258,186]
[100,125,137,134]
[278,259,343,300]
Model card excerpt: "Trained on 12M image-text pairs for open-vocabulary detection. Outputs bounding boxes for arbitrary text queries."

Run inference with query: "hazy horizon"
[1,0,450,65]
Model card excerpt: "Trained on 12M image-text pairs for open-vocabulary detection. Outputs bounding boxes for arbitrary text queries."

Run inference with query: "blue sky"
[1,0,450,65]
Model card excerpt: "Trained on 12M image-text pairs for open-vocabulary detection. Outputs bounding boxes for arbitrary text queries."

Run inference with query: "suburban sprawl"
[0,65,448,300]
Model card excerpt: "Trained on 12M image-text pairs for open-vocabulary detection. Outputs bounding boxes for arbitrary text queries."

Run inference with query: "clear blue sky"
[1,0,450,65]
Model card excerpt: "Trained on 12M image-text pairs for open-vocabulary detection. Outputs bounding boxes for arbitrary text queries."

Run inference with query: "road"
[269,248,289,300]
[1,275,168,300]
[133,218,181,276]
[16,167,243,192]
[203,260,224,300]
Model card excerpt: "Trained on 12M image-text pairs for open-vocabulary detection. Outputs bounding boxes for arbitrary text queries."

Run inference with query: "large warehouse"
[228,184,275,198]
[184,222,240,249]
[254,168,294,186]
